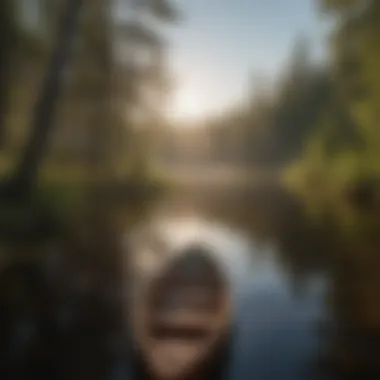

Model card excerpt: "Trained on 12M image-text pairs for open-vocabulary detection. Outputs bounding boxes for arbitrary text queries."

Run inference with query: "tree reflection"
[183,182,380,379]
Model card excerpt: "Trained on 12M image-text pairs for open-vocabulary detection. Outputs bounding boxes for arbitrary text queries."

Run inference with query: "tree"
[0,1,20,148]
[6,0,85,197]
[0,0,178,197]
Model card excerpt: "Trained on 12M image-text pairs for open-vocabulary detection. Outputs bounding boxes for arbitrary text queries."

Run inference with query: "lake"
[126,184,329,380]
[126,181,380,379]
[2,181,380,379]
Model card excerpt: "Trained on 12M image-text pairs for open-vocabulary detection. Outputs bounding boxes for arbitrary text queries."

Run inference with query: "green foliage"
[198,36,332,168]
[0,0,177,241]
[283,0,380,218]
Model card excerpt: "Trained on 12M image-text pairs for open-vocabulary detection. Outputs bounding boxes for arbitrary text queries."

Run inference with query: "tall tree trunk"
[0,0,15,149]
[7,0,84,197]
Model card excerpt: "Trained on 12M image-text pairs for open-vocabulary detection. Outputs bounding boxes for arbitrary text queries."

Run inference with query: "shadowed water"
[2,183,380,379]
[128,198,328,380]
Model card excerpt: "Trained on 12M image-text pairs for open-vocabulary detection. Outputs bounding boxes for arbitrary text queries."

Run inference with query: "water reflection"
[3,184,380,378]
[231,253,327,380]
[129,203,328,380]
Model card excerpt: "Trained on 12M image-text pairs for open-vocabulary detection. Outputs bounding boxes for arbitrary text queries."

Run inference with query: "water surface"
[129,187,330,380]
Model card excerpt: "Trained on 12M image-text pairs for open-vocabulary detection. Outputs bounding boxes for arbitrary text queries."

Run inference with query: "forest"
[1,2,380,379]
[2,0,379,229]
[170,0,380,215]
[0,0,179,240]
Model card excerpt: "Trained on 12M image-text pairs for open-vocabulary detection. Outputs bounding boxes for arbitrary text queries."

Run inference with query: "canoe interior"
[133,245,230,380]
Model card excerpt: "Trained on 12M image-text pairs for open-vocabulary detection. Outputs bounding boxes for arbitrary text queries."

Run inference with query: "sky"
[165,0,328,121]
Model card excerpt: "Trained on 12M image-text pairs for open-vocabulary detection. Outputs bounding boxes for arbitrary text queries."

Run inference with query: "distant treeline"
[166,0,380,207]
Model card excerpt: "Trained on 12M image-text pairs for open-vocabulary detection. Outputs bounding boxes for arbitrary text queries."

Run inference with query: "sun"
[168,86,206,121]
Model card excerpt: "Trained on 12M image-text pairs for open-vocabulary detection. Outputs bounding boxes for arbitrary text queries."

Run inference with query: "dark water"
[136,187,328,380]
[2,183,380,379]
[143,183,380,380]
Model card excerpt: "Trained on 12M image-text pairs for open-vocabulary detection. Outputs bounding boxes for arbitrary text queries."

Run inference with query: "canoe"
[132,244,230,380]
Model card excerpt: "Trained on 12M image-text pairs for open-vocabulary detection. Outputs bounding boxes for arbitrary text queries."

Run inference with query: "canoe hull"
[132,329,231,380]
[131,245,230,380]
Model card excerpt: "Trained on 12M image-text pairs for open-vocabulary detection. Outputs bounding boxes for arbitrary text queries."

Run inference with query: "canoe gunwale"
[131,252,230,380]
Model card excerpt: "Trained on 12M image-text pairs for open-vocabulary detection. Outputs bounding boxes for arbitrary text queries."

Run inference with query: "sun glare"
[168,87,206,122]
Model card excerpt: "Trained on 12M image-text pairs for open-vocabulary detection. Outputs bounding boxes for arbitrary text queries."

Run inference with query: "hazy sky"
[166,0,327,120]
